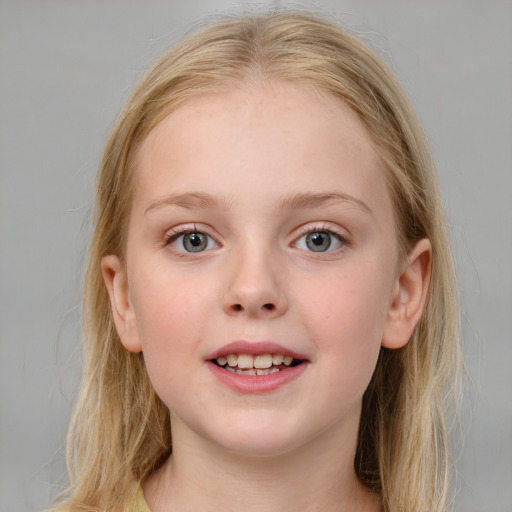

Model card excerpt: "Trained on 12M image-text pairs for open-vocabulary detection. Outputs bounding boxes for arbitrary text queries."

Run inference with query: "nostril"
[229,303,276,313]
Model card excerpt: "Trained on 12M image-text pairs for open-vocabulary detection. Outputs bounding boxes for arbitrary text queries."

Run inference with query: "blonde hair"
[56,11,462,512]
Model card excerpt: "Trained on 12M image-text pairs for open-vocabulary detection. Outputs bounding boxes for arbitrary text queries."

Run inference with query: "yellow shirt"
[132,487,151,512]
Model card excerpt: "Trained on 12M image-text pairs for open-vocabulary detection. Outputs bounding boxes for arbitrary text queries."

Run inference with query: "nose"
[222,247,288,319]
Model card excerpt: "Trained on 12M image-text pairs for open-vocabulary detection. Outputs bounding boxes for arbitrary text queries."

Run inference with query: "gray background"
[0,1,510,511]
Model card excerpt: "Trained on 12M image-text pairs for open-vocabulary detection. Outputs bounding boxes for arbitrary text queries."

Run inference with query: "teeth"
[255,367,282,375]
[227,354,238,367]
[272,354,284,365]
[254,354,273,369]
[215,353,298,372]
[237,354,254,369]
[238,368,256,375]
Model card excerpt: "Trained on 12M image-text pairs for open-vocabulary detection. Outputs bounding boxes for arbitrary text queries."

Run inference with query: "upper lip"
[206,340,309,361]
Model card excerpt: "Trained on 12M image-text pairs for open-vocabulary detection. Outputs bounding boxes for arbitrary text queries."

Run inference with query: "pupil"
[184,233,207,252]
[189,234,202,246]
[311,233,324,245]
[306,232,331,252]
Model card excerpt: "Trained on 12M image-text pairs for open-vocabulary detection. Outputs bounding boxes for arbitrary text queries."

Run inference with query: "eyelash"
[163,223,350,255]
[163,226,217,253]
[293,224,350,253]
[164,226,196,244]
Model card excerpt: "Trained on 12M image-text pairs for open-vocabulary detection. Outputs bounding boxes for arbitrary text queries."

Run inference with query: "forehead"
[132,81,391,221]
[137,82,376,160]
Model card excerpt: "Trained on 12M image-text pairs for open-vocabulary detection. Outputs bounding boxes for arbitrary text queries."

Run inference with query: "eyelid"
[293,222,350,241]
[161,222,350,255]
[291,222,351,252]
[163,224,220,253]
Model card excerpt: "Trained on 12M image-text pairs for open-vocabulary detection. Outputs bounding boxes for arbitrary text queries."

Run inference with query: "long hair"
[56,11,462,512]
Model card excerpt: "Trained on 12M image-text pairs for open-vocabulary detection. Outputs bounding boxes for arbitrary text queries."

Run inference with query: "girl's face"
[103,82,429,458]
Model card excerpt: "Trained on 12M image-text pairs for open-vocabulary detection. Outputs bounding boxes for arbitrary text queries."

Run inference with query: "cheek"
[129,269,214,386]
[297,266,391,381]
[131,263,212,338]
[300,266,390,335]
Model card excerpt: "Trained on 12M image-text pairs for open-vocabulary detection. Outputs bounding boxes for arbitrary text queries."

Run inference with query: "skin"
[102,81,431,512]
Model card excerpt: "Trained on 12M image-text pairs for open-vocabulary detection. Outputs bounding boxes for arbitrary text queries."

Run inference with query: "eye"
[294,230,345,253]
[168,231,217,253]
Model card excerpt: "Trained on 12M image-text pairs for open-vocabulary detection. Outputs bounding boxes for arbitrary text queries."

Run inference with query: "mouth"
[206,341,309,392]
[211,353,304,376]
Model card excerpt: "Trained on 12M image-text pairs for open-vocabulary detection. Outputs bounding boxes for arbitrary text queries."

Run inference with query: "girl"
[54,11,462,512]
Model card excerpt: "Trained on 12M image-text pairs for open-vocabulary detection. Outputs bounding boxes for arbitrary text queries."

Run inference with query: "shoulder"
[45,488,150,512]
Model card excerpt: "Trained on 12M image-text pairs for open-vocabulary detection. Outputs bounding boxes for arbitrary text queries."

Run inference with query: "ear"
[382,238,432,349]
[101,254,143,353]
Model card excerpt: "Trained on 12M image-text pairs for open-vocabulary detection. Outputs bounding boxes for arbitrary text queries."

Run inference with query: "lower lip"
[206,361,308,394]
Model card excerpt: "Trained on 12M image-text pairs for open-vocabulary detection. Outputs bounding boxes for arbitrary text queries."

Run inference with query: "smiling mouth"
[211,353,303,376]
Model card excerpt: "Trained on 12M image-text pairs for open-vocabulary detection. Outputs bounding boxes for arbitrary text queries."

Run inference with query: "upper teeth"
[216,353,293,369]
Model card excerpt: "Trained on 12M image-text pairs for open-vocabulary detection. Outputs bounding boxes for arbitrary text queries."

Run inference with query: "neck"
[143,416,381,512]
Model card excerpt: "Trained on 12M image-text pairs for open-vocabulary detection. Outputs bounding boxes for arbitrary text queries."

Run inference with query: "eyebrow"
[279,192,372,215]
[145,192,232,215]
[144,191,372,215]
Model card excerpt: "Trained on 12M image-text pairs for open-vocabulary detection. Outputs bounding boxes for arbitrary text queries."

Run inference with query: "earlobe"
[382,238,432,349]
[100,254,143,353]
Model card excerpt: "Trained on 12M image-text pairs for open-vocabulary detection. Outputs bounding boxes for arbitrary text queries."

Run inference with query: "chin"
[205,419,310,459]
[220,438,301,459]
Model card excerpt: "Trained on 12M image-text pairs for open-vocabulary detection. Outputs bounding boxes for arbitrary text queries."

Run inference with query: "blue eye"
[170,231,216,253]
[295,230,344,253]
